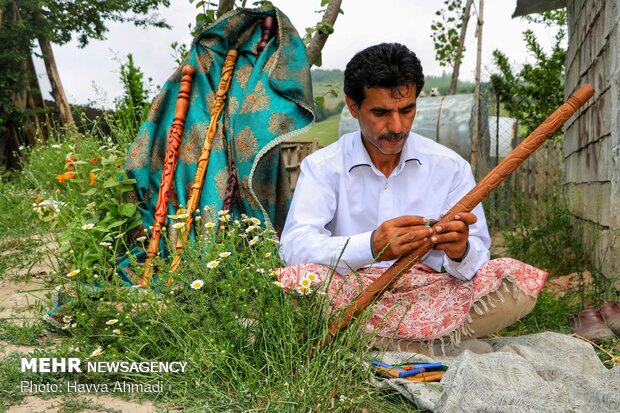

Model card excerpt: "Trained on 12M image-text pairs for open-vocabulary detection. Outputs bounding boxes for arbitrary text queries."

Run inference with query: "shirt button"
[384,183,389,190]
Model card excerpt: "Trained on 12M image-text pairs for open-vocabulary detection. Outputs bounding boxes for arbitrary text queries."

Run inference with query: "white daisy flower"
[91,347,103,357]
[105,319,119,325]
[299,278,312,289]
[296,285,312,296]
[81,223,95,230]
[248,236,259,246]
[207,260,220,269]
[191,279,204,290]
[305,272,320,284]
[218,209,229,216]
[66,269,81,278]
[264,252,272,258]
[205,222,215,229]
[273,281,284,288]
[51,144,61,149]
[63,315,72,323]
[113,329,121,335]
[245,225,258,233]
[172,222,185,229]
[136,236,147,242]
[256,268,265,273]
[219,251,232,258]
[99,241,112,247]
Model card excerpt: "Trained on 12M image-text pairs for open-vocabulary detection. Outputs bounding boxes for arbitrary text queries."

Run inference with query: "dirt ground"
[0,243,160,412]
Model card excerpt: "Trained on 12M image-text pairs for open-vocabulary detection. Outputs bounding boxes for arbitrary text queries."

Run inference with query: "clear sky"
[32,0,560,108]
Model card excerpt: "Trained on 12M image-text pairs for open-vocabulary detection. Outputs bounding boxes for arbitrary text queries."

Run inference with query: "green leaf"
[314,52,322,67]
[84,188,98,196]
[102,177,119,188]
[314,96,325,107]
[119,203,137,218]
[57,243,72,253]
[108,220,127,229]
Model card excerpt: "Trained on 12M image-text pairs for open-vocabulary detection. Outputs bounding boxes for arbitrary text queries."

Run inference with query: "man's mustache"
[378,132,408,142]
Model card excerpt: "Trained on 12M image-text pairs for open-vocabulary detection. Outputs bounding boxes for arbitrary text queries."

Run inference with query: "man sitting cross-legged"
[276,43,547,355]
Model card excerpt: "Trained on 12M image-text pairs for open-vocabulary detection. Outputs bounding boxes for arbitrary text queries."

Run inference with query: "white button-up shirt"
[279,131,491,280]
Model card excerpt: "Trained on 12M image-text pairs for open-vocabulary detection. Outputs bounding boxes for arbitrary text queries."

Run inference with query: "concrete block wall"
[564,0,620,281]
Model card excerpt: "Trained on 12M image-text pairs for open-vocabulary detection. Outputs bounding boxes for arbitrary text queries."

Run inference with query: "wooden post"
[471,0,484,175]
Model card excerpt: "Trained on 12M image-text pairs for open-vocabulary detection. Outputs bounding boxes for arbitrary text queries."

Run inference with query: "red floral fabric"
[276,258,547,341]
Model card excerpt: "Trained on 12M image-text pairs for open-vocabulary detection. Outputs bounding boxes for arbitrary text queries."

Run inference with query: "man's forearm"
[279,228,375,275]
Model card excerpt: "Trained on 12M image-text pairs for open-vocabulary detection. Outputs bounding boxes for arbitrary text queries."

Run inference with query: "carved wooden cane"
[168,49,238,273]
[322,84,595,345]
[140,65,196,286]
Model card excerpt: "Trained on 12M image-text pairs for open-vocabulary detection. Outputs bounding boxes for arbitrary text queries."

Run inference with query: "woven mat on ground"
[373,332,620,412]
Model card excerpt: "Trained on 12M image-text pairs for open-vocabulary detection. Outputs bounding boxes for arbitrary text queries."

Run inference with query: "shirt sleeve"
[279,158,376,275]
[440,160,491,281]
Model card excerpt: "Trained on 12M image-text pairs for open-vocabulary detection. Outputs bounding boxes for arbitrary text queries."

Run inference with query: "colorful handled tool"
[404,371,446,382]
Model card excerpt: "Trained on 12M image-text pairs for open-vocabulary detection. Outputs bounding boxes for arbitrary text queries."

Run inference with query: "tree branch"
[449,0,473,95]
[217,0,235,18]
[306,0,343,67]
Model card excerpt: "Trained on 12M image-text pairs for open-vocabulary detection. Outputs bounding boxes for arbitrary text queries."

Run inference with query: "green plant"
[18,133,141,279]
[430,0,466,69]
[503,197,587,276]
[0,320,46,345]
[113,54,155,137]
[490,10,567,139]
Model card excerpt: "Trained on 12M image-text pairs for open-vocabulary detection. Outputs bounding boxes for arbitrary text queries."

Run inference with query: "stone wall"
[564,0,620,282]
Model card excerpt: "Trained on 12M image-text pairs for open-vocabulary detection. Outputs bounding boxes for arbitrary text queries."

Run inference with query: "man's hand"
[429,212,477,261]
[372,216,433,261]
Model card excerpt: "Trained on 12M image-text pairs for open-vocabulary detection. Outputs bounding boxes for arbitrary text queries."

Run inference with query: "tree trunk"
[471,0,484,175]
[26,52,48,144]
[449,0,473,95]
[306,0,343,67]
[36,14,75,127]
[217,0,235,18]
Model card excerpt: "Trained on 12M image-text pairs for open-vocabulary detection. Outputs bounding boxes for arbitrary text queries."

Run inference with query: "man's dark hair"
[344,43,425,107]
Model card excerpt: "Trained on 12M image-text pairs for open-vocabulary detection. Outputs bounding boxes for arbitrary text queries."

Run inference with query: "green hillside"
[293,113,340,147]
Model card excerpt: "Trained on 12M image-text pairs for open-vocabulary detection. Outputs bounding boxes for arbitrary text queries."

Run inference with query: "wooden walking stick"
[169,49,238,273]
[322,84,595,345]
[140,65,196,286]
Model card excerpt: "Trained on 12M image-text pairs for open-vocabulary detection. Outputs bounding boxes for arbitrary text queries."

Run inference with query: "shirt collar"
[347,131,423,173]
